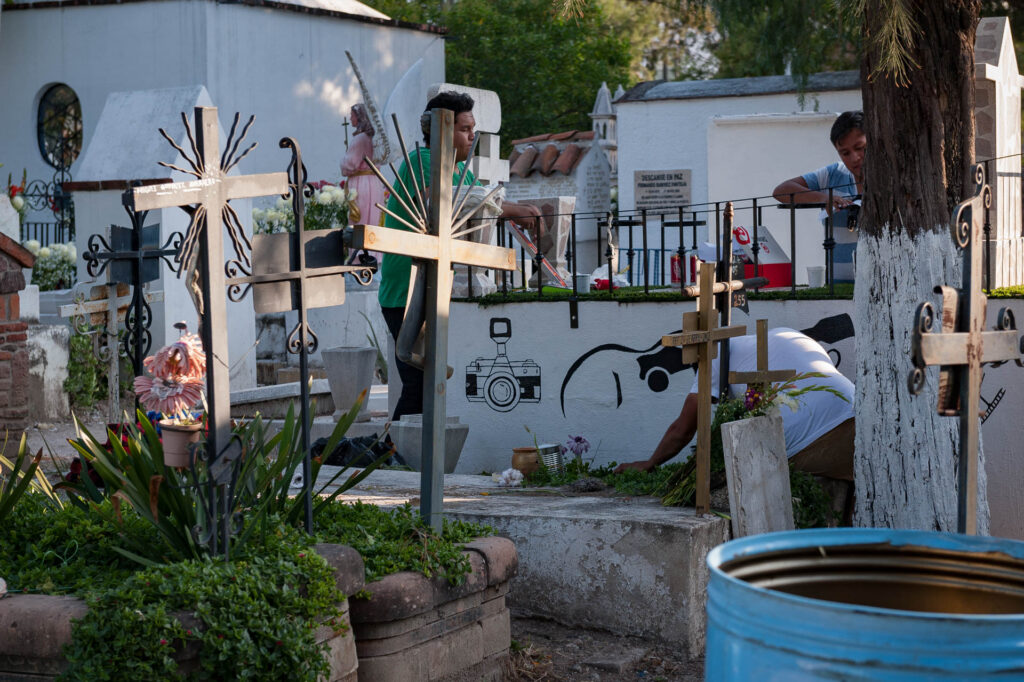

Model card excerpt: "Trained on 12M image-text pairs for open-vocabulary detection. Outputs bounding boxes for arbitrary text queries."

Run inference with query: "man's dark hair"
[420,91,475,144]
[830,111,864,146]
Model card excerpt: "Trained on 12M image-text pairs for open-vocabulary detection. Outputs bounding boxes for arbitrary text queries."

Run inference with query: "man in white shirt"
[615,328,855,480]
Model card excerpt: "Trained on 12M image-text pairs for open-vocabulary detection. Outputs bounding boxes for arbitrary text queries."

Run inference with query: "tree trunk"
[855,0,989,532]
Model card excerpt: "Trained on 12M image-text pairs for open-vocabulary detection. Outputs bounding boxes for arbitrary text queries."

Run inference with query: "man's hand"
[614,460,654,475]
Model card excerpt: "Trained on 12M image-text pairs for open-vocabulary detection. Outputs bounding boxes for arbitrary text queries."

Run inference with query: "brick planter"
[350,536,518,682]
[0,544,365,680]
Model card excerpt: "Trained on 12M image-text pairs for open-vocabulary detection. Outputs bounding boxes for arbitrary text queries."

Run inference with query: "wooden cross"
[909,164,1024,535]
[662,261,747,514]
[729,319,796,387]
[128,107,289,501]
[59,282,163,423]
[349,108,516,530]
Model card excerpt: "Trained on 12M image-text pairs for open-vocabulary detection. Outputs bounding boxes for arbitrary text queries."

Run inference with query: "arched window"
[37,84,83,170]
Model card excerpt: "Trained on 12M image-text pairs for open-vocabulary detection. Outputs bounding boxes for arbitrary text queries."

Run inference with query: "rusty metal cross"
[910,164,1024,534]
[662,261,747,514]
[349,109,516,530]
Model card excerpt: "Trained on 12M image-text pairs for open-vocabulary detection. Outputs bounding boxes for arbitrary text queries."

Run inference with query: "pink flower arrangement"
[134,328,207,424]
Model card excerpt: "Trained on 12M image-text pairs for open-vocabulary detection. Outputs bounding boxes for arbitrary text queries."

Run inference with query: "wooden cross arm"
[129,173,289,211]
[58,290,164,318]
[662,325,746,348]
[679,276,769,299]
[919,330,1020,366]
[729,369,797,384]
[351,224,516,271]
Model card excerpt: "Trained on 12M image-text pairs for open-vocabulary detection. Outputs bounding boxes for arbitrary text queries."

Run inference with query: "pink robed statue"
[341,104,388,228]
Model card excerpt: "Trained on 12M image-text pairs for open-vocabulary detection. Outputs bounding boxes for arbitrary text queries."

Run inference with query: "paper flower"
[134,328,207,422]
[492,468,524,487]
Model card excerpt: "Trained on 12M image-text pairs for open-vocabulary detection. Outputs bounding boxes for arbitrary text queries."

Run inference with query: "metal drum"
[706,528,1024,680]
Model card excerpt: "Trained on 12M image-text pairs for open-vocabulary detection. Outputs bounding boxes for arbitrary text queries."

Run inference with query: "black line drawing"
[466,318,541,412]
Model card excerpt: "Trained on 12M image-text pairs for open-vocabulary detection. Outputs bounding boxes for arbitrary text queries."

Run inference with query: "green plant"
[63,324,109,408]
[314,501,493,584]
[253,182,355,235]
[61,527,342,681]
[0,432,62,526]
[360,311,388,384]
[64,392,390,565]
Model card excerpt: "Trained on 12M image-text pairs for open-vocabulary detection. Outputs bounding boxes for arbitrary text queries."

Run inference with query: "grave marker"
[661,262,746,514]
[349,110,516,530]
[909,164,1024,534]
[721,411,794,537]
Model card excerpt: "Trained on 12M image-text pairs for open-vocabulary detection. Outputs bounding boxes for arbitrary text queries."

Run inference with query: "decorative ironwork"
[129,106,378,555]
[82,195,182,379]
[908,164,1024,535]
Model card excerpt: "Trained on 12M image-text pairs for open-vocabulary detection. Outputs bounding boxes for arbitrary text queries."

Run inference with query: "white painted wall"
[0,1,444,216]
[615,89,861,263]
[444,297,1024,540]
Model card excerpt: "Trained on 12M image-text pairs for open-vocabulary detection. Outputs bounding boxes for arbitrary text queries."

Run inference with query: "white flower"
[346,187,358,202]
[492,468,524,487]
[11,195,24,211]
[64,244,76,262]
[38,247,51,259]
[24,240,40,254]
[776,392,800,412]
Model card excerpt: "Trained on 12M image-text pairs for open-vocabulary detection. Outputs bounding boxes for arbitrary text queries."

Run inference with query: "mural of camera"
[465,317,542,412]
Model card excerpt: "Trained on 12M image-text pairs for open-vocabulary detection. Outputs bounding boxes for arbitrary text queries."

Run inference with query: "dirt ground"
[509,615,703,682]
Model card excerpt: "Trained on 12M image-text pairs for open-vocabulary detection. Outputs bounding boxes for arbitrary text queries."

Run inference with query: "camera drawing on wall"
[465,317,541,412]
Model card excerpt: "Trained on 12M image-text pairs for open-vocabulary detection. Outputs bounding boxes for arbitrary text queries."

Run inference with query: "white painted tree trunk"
[853,229,989,533]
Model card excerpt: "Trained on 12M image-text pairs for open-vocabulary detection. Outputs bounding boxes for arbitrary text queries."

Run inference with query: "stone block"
[351,570,436,624]
[721,412,794,537]
[0,594,88,676]
[463,536,518,586]
[313,543,365,597]
[229,379,335,419]
[276,365,326,384]
[391,414,469,474]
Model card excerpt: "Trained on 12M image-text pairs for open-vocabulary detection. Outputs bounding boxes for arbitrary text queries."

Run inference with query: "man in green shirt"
[379,91,542,420]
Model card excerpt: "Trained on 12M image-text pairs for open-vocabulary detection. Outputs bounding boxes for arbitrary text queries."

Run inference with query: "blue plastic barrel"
[706,528,1024,680]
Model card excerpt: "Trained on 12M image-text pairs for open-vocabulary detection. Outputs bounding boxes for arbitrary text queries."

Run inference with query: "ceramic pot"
[160,420,203,468]
[511,447,540,476]
[322,346,377,422]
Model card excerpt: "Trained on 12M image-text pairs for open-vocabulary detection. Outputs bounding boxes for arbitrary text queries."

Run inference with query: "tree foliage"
[365,0,632,146]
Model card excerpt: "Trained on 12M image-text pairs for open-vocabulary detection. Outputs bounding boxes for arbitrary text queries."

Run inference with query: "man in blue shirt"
[773,111,865,282]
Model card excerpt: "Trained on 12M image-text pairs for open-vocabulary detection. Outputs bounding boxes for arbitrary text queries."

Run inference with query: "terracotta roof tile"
[551,143,582,176]
[510,129,596,146]
[508,149,521,167]
[534,144,560,175]
[510,133,554,145]
[510,146,537,177]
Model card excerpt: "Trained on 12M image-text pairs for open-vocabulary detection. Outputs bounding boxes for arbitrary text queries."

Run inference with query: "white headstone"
[721,411,795,537]
[426,83,508,184]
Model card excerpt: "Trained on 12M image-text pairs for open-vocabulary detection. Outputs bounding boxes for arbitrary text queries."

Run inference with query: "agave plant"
[0,432,63,526]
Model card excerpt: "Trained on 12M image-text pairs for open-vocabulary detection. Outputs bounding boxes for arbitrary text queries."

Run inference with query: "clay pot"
[160,421,203,468]
[511,447,540,476]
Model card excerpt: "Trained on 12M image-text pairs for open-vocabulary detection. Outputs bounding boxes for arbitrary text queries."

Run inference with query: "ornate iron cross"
[662,261,747,514]
[127,107,289,510]
[909,164,1024,535]
[728,319,796,387]
[82,197,181,380]
[349,109,516,530]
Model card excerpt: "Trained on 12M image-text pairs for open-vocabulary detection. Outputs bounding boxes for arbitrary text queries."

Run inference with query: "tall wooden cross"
[662,261,747,514]
[349,109,516,530]
[127,107,289,503]
[909,164,1023,535]
[729,319,796,387]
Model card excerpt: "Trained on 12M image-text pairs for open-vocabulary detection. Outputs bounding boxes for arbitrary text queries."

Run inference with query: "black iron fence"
[464,152,1022,301]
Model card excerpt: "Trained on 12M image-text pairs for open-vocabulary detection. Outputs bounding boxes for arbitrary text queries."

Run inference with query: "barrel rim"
[707,527,1024,621]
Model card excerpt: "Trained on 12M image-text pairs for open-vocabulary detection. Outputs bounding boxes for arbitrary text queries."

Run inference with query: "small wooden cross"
[349,109,516,530]
[729,319,796,387]
[909,164,1024,534]
[128,107,289,492]
[662,261,747,514]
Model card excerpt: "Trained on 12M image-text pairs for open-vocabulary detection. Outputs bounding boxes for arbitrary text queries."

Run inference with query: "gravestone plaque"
[634,169,691,211]
[722,411,795,537]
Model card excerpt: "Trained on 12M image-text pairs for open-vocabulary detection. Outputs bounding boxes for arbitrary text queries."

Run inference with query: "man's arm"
[614,393,698,473]
[773,176,854,211]
[500,201,544,245]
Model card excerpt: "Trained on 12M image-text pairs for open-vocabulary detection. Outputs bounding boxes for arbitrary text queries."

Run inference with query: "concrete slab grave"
[301,468,730,659]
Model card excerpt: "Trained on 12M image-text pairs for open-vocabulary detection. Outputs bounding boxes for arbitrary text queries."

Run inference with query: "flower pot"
[159,420,203,468]
[511,447,540,476]
[322,346,377,422]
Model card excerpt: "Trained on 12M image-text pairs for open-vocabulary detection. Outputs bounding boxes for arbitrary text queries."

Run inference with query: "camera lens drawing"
[465,317,541,412]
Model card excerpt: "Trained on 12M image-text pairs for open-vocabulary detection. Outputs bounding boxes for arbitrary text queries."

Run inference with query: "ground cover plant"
[465,282,856,306]
[1,394,495,678]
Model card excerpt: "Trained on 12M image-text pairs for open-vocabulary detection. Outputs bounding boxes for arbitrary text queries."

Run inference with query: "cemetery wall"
[0,0,444,217]
[444,297,1024,540]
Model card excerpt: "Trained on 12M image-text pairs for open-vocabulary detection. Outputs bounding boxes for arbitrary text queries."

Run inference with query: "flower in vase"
[133,375,205,417]
[134,328,207,423]
[143,333,206,379]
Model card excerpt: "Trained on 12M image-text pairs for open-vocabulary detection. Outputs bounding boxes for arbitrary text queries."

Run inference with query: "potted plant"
[133,327,206,468]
